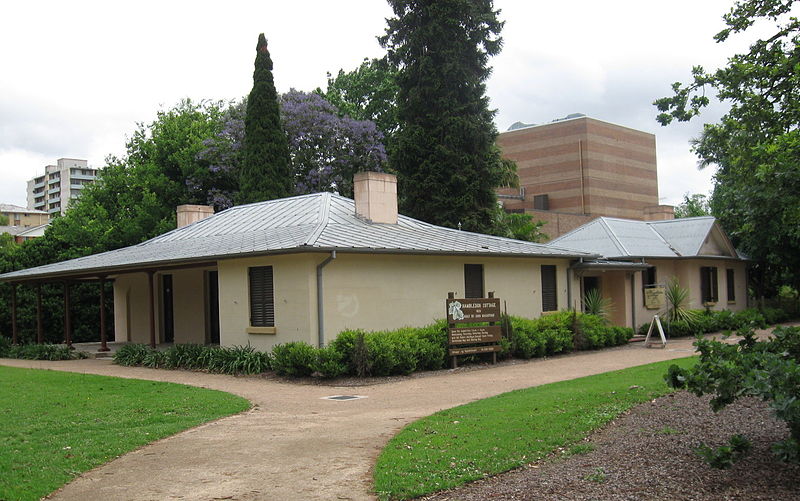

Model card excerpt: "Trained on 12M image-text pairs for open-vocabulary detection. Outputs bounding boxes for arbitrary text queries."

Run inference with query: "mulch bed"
[422,391,800,500]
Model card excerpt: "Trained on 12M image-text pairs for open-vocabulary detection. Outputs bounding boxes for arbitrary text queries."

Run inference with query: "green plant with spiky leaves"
[583,288,614,319]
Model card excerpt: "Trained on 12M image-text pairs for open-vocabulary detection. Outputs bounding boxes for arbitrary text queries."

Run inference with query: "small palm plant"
[662,277,698,331]
[583,288,614,320]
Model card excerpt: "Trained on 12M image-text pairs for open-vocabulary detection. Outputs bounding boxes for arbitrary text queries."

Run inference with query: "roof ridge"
[303,192,331,246]
[599,218,631,256]
[645,222,682,257]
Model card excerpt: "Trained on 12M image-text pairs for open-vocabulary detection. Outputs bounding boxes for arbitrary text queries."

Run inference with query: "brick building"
[497,115,674,239]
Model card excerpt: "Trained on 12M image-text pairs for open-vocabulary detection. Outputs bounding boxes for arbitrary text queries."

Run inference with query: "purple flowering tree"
[198,90,387,206]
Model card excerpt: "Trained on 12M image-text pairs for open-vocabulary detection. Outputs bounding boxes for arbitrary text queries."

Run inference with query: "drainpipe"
[630,272,637,329]
[567,267,573,311]
[316,251,337,347]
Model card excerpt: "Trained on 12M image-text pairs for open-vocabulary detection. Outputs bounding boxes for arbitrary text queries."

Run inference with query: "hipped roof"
[0,192,594,282]
[548,216,743,260]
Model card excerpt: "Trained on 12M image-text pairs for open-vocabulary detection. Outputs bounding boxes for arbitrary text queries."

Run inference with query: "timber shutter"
[541,265,558,311]
[726,269,735,302]
[700,266,719,303]
[464,264,484,298]
[249,266,275,327]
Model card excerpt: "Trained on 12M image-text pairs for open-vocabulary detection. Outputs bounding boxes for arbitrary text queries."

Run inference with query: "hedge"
[637,306,794,338]
[110,313,633,378]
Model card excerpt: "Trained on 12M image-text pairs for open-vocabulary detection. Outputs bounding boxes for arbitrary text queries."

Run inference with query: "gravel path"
[424,392,800,501]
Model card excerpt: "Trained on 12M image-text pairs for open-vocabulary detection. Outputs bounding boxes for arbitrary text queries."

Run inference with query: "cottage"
[548,216,749,328]
[0,173,593,350]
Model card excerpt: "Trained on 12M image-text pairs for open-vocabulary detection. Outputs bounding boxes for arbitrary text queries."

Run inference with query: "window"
[249,266,274,327]
[700,266,719,303]
[643,265,657,305]
[464,264,484,298]
[541,265,558,311]
[726,269,736,302]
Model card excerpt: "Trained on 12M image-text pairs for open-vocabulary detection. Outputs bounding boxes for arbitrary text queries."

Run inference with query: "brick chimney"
[643,205,675,221]
[353,171,398,224]
[177,204,214,228]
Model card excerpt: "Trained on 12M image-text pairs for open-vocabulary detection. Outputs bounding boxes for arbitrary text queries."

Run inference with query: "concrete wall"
[215,252,575,350]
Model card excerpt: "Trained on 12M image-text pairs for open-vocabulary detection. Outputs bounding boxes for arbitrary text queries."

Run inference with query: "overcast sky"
[0,0,758,208]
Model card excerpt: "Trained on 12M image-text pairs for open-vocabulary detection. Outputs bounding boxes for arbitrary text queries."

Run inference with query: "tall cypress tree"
[381,0,504,233]
[237,34,293,204]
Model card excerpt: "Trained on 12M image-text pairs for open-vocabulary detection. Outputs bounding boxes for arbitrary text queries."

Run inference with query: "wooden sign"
[446,298,501,323]
[449,325,501,345]
[449,345,502,356]
[644,286,665,310]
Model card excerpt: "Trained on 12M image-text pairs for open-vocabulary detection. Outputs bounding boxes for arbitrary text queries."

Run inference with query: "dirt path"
[0,332,759,501]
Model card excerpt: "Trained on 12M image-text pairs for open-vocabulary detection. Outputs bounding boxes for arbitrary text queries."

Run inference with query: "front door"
[162,274,174,343]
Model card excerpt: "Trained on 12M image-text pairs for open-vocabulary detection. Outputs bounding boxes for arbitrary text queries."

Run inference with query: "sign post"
[446,291,502,368]
[644,314,668,349]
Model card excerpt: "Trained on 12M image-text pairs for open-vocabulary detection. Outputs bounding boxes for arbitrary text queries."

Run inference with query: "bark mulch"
[422,391,800,500]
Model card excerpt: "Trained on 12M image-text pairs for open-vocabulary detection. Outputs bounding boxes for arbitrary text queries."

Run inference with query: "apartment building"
[0,203,48,227]
[497,115,674,239]
[26,158,98,218]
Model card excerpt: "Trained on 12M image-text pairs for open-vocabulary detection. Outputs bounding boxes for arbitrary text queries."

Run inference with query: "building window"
[249,266,274,327]
[726,269,736,302]
[700,266,719,303]
[464,264,484,298]
[643,265,657,305]
[541,265,558,312]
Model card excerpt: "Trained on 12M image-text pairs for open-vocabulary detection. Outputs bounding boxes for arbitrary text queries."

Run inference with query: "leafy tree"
[674,193,711,218]
[281,90,386,197]
[200,92,388,202]
[380,0,506,234]
[654,0,800,292]
[493,210,546,242]
[0,214,9,226]
[322,57,400,152]
[237,34,293,205]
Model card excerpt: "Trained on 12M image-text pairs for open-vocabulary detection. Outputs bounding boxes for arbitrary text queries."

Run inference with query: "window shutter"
[464,264,484,298]
[726,269,735,301]
[249,266,275,327]
[710,267,719,302]
[700,267,710,302]
[541,265,558,312]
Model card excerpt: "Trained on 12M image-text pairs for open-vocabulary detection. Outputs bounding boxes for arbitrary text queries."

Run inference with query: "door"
[162,274,174,343]
[208,271,220,344]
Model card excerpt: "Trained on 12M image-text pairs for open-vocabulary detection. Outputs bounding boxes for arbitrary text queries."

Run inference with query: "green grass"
[0,366,250,501]
[374,357,696,499]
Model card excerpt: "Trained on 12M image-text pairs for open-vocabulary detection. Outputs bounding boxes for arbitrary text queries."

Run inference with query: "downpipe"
[316,251,337,347]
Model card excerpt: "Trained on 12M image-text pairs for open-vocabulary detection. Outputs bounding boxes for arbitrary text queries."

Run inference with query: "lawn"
[374,357,697,500]
[0,366,250,501]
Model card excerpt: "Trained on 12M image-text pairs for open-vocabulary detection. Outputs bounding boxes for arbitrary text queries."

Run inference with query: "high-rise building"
[497,115,674,239]
[26,158,98,218]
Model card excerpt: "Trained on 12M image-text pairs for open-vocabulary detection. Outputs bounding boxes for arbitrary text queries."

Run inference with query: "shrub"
[208,345,271,375]
[761,307,789,325]
[142,349,168,368]
[666,326,800,464]
[6,344,84,361]
[733,308,768,329]
[313,346,348,378]
[0,336,12,357]
[695,434,752,469]
[113,344,154,366]
[271,342,317,377]
[165,343,210,370]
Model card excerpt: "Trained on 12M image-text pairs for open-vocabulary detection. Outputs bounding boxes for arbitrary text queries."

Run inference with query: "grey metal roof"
[549,216,740,260]
[0,203,47,215]
[0,192,594,281]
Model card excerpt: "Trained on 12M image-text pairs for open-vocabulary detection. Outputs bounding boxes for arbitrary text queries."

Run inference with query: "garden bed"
[421,391,800,501]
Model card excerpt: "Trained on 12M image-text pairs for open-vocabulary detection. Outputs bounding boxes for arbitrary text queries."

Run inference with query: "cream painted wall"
[632,258,748,329]
[215,252,573,349]
[168,269,210,344]
[113,273,153,343]
[217,253,318,351]
[321,254,572,343]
